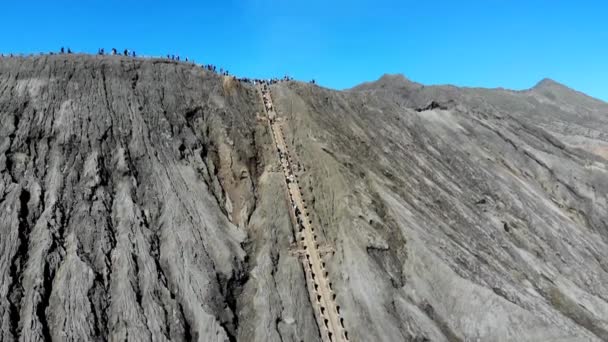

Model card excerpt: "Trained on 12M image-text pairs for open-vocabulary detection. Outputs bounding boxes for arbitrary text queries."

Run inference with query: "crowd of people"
[1,47,317,87]
[262,86,274,112]
[87,47,298,85]
[236,75,294,86]
[95,48,137,57]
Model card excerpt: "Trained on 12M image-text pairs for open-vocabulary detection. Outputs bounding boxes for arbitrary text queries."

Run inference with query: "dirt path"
[259,84,349,342]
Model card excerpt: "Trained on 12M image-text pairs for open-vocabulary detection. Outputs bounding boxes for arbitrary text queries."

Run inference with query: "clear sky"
[1,0,606,101]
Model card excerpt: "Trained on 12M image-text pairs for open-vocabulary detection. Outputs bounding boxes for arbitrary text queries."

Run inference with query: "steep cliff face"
[0,55,319,342]
[1,55,608,342]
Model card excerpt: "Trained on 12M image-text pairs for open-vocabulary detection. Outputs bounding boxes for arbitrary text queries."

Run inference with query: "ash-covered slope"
[269,75,608,341]
[1,54,608,342]
[0,55,320,342]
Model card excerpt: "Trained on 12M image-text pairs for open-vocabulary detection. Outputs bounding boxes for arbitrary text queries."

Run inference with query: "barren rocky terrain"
[1,55,608,341]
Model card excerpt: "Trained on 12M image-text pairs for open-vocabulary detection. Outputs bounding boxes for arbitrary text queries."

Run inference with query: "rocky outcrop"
[1,55,608,341]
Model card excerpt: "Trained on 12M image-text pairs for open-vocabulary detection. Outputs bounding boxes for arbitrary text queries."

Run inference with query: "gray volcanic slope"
[1,56,608,341]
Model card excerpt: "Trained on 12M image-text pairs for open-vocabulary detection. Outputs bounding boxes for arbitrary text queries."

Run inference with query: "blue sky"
[1,0,606,101]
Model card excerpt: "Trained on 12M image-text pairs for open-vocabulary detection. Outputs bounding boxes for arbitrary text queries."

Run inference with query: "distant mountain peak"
[351,73,421,91]
[378,73,411,82]
[529,77,607,104]
[533,78,567,90]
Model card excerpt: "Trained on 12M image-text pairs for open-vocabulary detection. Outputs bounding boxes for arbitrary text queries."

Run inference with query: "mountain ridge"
[1,54,608,341]
[352,72,607,105]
